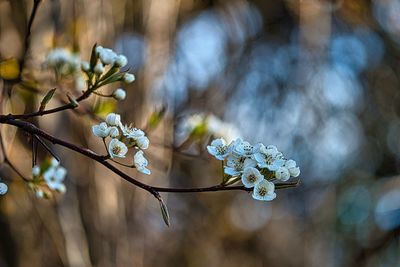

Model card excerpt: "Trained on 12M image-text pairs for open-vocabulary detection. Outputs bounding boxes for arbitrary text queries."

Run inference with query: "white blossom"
[224,156,257,176]
[121,124,145,139]
[50,157,60,167]
[94,62,105,74]
[98,48,117,65]
[92,122,110,138]
[0,182,8,195]
[106,113,121,126]
[81,61,90,72]
[241,167,264,188]
[112,88,126,100]
[44,48,80,75]
[115,55,128,67]
[36,189,45,198]
[134,150,151,175]
[108,126,120,138]
[207,138,230,160]
[108,138,128,158]
[230,138,254,158]
[136,136,149,150]
[284,159,300,177]
[44,166,66,193]
[252,180,276,201]
[123,73,135,83]
[253,144,285,171]
[95,45,104,55]
[275,166,290,181]
[32,165,41,177]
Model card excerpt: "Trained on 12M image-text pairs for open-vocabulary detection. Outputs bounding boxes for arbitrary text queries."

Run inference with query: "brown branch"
[0,116,299,198]
[7,88,93,120]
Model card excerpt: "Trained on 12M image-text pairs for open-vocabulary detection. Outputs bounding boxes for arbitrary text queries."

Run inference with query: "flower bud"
[81,61,90,72]
[136,136,149,150]
[99,48,117,65]
[112,88,126,101]
[95,45,104,55]
[115,55,128,67]
[106,113,121,126]
[32,165,41,177]
[50,157,60,167]
[108,126,120,138]
[0,182,8,195]
[94,62,105,74]
[123,73,135,83]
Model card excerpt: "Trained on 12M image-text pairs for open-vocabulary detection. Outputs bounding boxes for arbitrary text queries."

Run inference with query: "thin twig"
[19,0,42,80]
[34,135,60,162]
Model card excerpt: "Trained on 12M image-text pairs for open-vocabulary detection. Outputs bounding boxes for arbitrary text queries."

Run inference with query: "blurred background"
[1,0,400,266]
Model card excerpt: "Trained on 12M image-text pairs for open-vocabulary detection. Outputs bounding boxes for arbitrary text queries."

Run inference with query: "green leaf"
[89,43,98,70]
[39,88,56,111]
[99,66,119,81]
[158,198,170,227]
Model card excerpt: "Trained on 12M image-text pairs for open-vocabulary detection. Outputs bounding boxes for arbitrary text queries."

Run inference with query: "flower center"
[112,146,121,155]
[258,187,267,196]
[216,146,226,154]
[248,174,256,183]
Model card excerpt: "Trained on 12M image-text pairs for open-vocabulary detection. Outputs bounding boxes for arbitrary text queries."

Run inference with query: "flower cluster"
[29,157,67,198]
[80,45,135,101]
[44,48,81,76]
[43,48,85,90]
[207,138,300,201]
[92,113,151,175]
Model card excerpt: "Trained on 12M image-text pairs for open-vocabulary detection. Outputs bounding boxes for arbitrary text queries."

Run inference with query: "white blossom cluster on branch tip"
[44,48,81,76]
[43,48,85,90]
[29,157,67,199]
[92,112,151,175]
[43,45,134,99]
[207,138,300,201]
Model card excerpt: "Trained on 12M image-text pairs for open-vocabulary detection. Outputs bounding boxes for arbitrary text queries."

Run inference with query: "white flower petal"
[241,167,264,188]
[252,180,276,201]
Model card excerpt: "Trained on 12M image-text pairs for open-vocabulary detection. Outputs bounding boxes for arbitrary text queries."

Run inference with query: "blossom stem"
[92,91,112,98]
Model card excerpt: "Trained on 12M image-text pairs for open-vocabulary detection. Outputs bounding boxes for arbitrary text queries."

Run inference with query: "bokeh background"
[1,0,400,266]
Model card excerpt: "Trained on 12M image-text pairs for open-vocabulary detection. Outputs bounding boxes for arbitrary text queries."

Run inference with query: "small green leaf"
[98,73,124,86]
[158,198,170,227]
[100,66,119,81]
[39,88,56,111]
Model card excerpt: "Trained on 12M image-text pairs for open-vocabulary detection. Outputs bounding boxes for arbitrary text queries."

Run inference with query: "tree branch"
[0,116,299,198]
